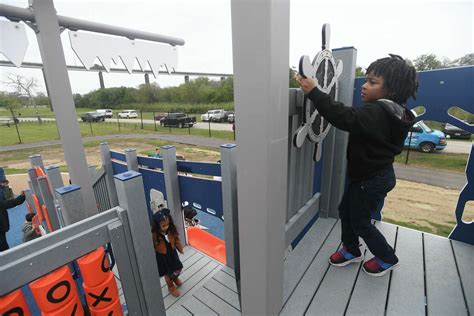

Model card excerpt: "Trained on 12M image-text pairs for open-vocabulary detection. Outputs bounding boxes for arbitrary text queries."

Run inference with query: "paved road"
[444,140,473,154]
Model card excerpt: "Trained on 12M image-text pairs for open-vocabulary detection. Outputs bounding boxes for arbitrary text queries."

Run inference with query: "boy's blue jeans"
[339,166,398,264]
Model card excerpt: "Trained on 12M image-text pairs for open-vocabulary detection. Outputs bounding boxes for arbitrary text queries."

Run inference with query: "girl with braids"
[151,208,184,296]
[297,54,418,276]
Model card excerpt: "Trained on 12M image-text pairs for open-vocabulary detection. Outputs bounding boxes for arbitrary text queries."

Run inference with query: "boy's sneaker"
[329,246,364,267]
[363,256,400,277]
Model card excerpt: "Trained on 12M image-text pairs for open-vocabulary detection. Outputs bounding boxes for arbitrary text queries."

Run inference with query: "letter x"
[88,287,112,307]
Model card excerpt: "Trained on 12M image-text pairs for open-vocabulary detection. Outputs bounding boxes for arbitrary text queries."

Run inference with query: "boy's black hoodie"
[307,88,416,180]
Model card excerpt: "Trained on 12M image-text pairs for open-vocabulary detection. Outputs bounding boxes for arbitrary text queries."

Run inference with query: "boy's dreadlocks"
[366,54,419,105]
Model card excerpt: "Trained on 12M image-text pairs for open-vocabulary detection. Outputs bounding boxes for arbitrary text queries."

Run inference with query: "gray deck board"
[213,269,239,293]
[345,221,397,315]
[280,221,341,315]
[180,295,219,316]
[451,240,474,314]
[424,233,467,315]
[160,251,203,289]
[283,217,337,302]
[194,287,241,316]
[166,303,193,316]
[386,226,425,315]
[204,277,241,311]
[221,265,236,278]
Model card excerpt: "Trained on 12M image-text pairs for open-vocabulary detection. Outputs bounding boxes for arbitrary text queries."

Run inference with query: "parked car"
[118,110,138,119]
[442,123,471,140]
[201,109,226,122]
[81,112,105,122]
[96,109,113,118]
[201,110,213,122]
[160,113,196,128]
[404,121,447,153]
[154,113,167,121]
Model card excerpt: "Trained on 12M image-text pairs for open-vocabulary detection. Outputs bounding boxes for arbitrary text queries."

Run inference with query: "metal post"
[30,0,98,215]
[153,111,157,131]
[54,184,87,226]
[161,145,186,242]
[98,71,105,89]
[144,73,150,86]
[37,176,61,231]
[45,165,64,192]
[220,144,240,277]
[184,75,189,83]
[114,171,165,315]
[9,107,22,144]
[125,148,139,172]
[117,115,121,132]
[140,110,144,129]
[231,0,290,314]
[100,142,119,207]
[30,154,45,171]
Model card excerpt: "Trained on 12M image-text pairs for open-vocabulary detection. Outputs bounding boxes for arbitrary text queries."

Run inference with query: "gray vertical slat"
[37,176,60,231]
[180,295,218,316]
[54,184,87,225]
[451,240,474,314]
[424,233,467,315]
[125,148,139,172]
[296,140,306,210]
[302,138,312,203]
[30,154,45,171]
[100,142,119,207]
[31,0,98,214]
[24,189,34,212]
[193,287,241,316]
[28,168,43,205]
[45,165,64,192]
[161,145,186,244]
[220,144,240,273]
[107,220,143,316]
[386,226,425,315]
[287,114,299,220]
[319,127,335,218]
[280,220,342,315]
[114,171,165,315]
[346,221,397,315]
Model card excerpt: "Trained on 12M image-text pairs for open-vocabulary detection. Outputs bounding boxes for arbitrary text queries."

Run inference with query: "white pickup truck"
[201,109,226,122]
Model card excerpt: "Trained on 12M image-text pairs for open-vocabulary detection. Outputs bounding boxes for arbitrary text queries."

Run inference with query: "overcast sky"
[0,0,472,94]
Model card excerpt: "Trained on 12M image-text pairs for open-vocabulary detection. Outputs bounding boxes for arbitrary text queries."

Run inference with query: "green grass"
[384,218,455,238]
[0,120,234,146]
[395,150,468,173]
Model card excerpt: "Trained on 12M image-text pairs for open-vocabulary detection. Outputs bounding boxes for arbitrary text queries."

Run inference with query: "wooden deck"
[117,217,473,315]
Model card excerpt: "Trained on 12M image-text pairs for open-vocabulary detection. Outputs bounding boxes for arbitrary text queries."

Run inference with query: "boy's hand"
[20,191,25,196]
[295,75,316,94]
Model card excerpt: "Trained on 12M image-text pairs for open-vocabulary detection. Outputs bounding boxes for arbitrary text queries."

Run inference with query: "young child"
[22,212,41,242]
[151,208,184,297]
[297,54,418,276]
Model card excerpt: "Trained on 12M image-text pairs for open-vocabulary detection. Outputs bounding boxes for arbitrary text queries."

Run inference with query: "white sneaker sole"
[363,262,400,277]
[329,255,364,267]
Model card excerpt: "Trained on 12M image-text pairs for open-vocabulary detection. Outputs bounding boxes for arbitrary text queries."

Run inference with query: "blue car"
[404,121,447,153]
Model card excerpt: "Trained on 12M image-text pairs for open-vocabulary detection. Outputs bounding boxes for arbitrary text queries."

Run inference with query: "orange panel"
[83,272,119,311]
[41,294,83,316]
[90,297,123,316]
[0,289,31,316]
[186,227,226,264]
[77,248,110,287]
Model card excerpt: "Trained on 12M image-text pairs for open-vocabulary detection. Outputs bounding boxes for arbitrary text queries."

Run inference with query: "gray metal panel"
[180,295,218,316]
[107,220,143,316]
[55,185,87,225]
[284,193,321,246]
[424,233,467,315]
[281,221,341,315]
[37,176,60,230]
[114,171,165,315]
[31,0,98,215]
[0,208,120,295]
[100,142,119,207]
[220,144,240,272]
[45,165,64,191]
[204,278,241,311]
[283,217,337,303]
[193,287,241,316]
[386,226,425,316]
[24,189,34,212]
[164,257,219,308]
[30,154,45,171]
[161,146,186,243]
[287,114,299,220]
[345,221,397,315]
[451,240,474,313]
[125,148,139,172]
[27,168,42,205]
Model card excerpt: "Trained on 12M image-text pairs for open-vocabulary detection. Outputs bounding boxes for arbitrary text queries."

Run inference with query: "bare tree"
[4,73,42,122]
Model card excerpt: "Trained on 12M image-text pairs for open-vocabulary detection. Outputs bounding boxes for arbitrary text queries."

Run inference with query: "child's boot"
[165,276,181,297]
[173,277,183,287]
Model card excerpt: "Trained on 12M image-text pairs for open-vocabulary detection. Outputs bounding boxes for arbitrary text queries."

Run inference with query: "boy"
[297,54,418,276]
[22,212,41,242]
[0,167,26,251]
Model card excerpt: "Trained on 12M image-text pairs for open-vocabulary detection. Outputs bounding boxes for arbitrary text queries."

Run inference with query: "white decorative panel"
[0,21,29,67]
[68,31,178,77]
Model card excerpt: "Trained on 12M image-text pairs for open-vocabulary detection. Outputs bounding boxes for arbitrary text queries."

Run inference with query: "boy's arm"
[307,88,377,135]
[0,193,26,210]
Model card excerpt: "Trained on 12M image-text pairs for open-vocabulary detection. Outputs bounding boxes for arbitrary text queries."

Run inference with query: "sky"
[0,0,472,95]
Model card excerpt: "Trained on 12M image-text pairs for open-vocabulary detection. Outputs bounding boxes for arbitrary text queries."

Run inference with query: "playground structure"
[1,0,474,315]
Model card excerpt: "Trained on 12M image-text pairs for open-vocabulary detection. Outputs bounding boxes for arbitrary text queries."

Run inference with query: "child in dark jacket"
[22,212,41,242]
[297,54,418,276]
[151,208,184,297]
